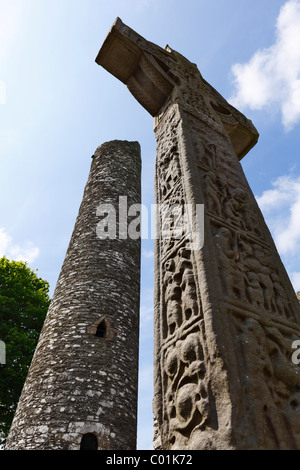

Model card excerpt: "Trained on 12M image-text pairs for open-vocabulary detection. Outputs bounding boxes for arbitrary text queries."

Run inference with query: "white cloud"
[256,174,300,212]
[0,228,39,263]
[256,174,300,293]
[230,0,300,130]
[256,174,300,255]
[290,271,300,291]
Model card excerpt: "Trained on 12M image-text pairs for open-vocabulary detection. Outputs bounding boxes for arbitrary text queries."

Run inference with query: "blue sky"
[1,0,300,450]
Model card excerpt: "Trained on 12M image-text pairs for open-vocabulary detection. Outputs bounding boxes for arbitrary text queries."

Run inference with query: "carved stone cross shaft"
[96,18,300,450]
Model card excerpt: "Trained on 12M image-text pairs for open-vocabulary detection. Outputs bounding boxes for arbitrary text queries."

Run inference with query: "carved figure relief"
[245,271,265,308]
[258,266,276,312]
[158,150,182,200]
[213,226,246,301]
[203,172,223,216]
[162,247,201,338]
[212,222,296,323]
[271,273,293,319]
[201,165,263,238]
[164,258,182,335]
[164,330,214,447]
[232,314,300,448]
[155,103,300,448]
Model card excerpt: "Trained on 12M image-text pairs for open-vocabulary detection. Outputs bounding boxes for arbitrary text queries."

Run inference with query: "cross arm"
[95,18,259,159]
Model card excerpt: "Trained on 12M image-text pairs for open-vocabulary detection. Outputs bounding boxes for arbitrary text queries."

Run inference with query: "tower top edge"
[94,140,141,153]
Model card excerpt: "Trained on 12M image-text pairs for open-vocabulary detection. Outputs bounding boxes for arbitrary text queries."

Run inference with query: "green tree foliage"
[0,257,50,444]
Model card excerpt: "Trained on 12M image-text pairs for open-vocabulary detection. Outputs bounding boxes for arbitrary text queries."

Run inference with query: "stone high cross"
[96,19,300,450]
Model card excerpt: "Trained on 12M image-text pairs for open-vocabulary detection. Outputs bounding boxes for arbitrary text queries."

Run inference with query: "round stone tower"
[5,140,141,450]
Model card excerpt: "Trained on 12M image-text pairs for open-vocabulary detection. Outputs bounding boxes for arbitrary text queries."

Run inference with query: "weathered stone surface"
[96,18,258,160]
[5,140,141,450]
[96,19,300,450]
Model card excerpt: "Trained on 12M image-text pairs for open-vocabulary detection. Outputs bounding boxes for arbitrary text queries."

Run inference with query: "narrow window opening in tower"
[95,321,106,338]
[80,433,98,450]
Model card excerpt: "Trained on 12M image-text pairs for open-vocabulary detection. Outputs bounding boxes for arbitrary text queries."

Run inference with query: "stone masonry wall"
[5,140,141,450]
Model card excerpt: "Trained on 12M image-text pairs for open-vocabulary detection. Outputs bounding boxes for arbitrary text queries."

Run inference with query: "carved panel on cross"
[229,311,300,448]
[161,247,202,339]
[212,221,298,323]
[162,323,217,449]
